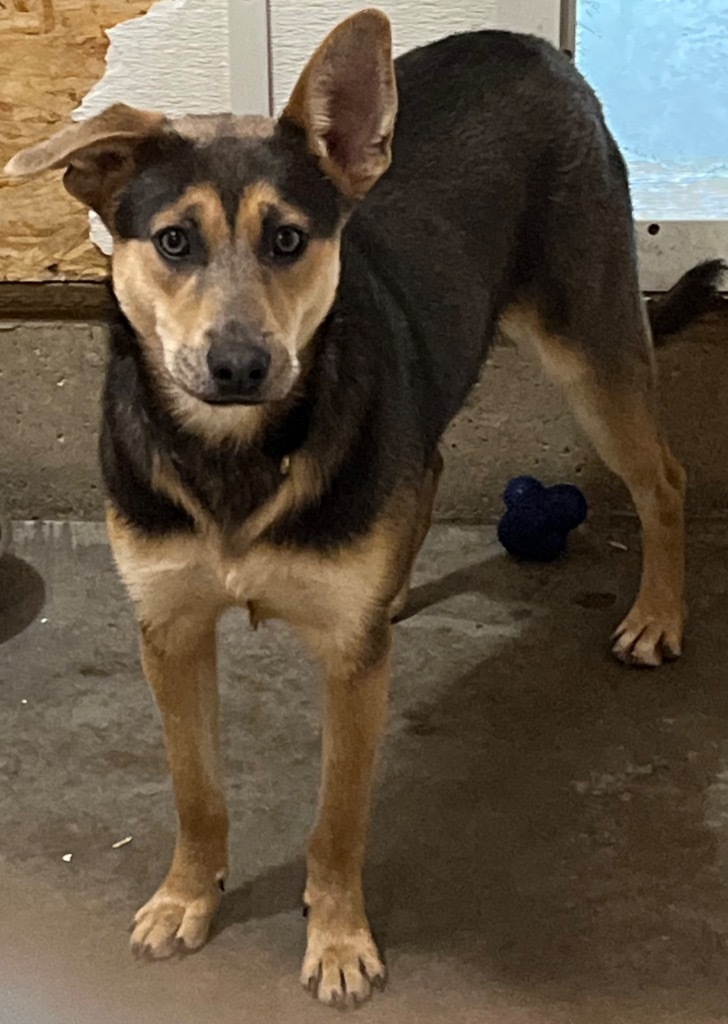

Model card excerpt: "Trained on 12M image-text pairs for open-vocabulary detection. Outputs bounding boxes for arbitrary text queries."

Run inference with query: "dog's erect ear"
[4,103,167,222]
[281,9,397,199]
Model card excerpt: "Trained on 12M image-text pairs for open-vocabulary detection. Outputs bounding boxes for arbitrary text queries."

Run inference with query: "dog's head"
[5,10,396,433]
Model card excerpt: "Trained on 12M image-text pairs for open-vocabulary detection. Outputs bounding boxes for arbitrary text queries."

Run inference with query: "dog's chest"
[113,523,385,649]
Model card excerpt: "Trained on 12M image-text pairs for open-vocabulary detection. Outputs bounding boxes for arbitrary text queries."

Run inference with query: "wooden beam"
[0,281,116,321]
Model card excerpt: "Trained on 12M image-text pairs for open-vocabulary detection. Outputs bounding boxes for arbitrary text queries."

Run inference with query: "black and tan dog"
[6,9,724,1007]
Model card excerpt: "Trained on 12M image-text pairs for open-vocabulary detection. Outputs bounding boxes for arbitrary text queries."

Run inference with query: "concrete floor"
[3,519,728,1023]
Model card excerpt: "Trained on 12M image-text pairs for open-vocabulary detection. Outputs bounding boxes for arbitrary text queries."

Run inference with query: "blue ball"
[498,476,588,562]
[503,475,543,509]
[497,508,567,561]
[545,484,588,531]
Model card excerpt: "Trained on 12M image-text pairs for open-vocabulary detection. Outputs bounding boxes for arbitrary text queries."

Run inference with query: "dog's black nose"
[206,339,271,401]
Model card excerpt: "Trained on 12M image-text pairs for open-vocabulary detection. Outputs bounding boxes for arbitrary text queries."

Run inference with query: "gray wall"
[1,316,726,522]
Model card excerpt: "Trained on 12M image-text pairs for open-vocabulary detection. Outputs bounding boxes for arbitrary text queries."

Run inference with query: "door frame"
[229,0,272,115]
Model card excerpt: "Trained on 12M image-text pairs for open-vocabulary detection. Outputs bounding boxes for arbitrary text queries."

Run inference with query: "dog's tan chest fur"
[106,503,401,665]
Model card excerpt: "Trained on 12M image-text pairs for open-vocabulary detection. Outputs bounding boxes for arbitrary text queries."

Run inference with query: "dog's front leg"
[131,613,229,958]
[300,635,390,1006]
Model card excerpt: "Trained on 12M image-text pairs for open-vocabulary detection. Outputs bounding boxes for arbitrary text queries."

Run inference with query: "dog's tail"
[648,259,725,344]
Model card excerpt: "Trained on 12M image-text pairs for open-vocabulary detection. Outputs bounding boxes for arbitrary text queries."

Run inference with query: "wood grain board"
[0,0,154,281]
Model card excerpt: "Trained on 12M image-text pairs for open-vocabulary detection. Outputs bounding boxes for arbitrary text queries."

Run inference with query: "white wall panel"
[76,0,232,121]
[269,0,560,110]
[74,0,270,254]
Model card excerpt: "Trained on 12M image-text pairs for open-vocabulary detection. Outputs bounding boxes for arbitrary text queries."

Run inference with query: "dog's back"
[345,32,631,437]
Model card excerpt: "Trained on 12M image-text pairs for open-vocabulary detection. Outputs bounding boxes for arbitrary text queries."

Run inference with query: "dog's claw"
[301,922,386,1008]
[130,885,221,959]
[612,601,684,667]
[370,967,387,992]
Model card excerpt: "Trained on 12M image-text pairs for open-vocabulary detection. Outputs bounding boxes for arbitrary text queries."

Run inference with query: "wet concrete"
[3,520,728,1024]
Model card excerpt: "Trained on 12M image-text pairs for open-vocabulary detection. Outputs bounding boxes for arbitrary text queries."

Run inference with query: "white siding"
[73,0,270,254]
[75,0,232,121]
[269,0,561,111]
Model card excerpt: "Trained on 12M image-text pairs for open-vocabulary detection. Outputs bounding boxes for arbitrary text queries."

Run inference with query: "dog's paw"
[130,885,221,959]
[612,601,683,667]
[301,921,386,1007]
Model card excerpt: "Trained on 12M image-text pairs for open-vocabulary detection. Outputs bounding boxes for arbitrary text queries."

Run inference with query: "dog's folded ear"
[281,8,398,200]
[4,103,167,222]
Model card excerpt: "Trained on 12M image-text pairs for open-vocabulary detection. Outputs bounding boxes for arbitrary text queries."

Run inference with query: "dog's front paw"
[131,883,221,959]
[301,916,386,1007]
[612,599,684,667]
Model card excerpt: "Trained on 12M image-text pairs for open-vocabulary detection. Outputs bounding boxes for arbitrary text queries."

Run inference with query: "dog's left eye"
[272,226,306,260]
[154,226,191,261]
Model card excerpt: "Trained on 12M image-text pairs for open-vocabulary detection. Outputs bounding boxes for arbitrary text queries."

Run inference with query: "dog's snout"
[206,326,271,403]
[208,342,270,389]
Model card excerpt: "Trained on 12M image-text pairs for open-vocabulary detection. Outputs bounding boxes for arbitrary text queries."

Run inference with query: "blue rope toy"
[497,475,588,562]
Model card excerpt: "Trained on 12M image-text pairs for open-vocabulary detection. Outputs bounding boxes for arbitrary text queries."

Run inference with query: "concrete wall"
[2,314,726,523]
[0,323,107,519]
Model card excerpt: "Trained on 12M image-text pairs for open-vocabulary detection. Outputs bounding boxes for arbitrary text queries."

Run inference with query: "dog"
[6,8,724,1008]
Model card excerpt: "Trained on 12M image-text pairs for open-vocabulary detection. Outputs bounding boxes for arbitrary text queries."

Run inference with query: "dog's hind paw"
[130,885,221,959]
[612,600,683,667]
[301,920,386,1007]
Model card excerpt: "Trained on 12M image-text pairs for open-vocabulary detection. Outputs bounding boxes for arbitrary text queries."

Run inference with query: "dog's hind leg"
[501,299,686,668]
[499,119,692,669]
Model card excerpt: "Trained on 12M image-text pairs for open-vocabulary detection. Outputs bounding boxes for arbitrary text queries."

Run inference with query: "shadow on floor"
[0,552,45,644]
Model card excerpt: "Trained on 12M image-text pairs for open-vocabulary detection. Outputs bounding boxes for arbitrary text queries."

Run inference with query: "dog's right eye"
[154,227,191,261]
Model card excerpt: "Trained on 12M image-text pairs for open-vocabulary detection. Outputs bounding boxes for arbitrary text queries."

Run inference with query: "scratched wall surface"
[269,0,560,112]
[0,0,155,281]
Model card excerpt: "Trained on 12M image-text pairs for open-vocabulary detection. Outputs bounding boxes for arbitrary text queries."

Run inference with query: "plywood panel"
[0,0,154,282]
[269,0,560,112]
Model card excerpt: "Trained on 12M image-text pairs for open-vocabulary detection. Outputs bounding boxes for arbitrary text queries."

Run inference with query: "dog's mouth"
[174,380,269,407]
[173,375,294,409]
[200,394,268,407]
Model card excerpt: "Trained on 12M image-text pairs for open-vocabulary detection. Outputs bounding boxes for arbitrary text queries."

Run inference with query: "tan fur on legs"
[107,510,230,957]
[503,304,686,667]
[300,642,390,1007]
[390,448,444,619]
[107,493,407,976]
[567,382,686,666]
[130,616,229,957]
